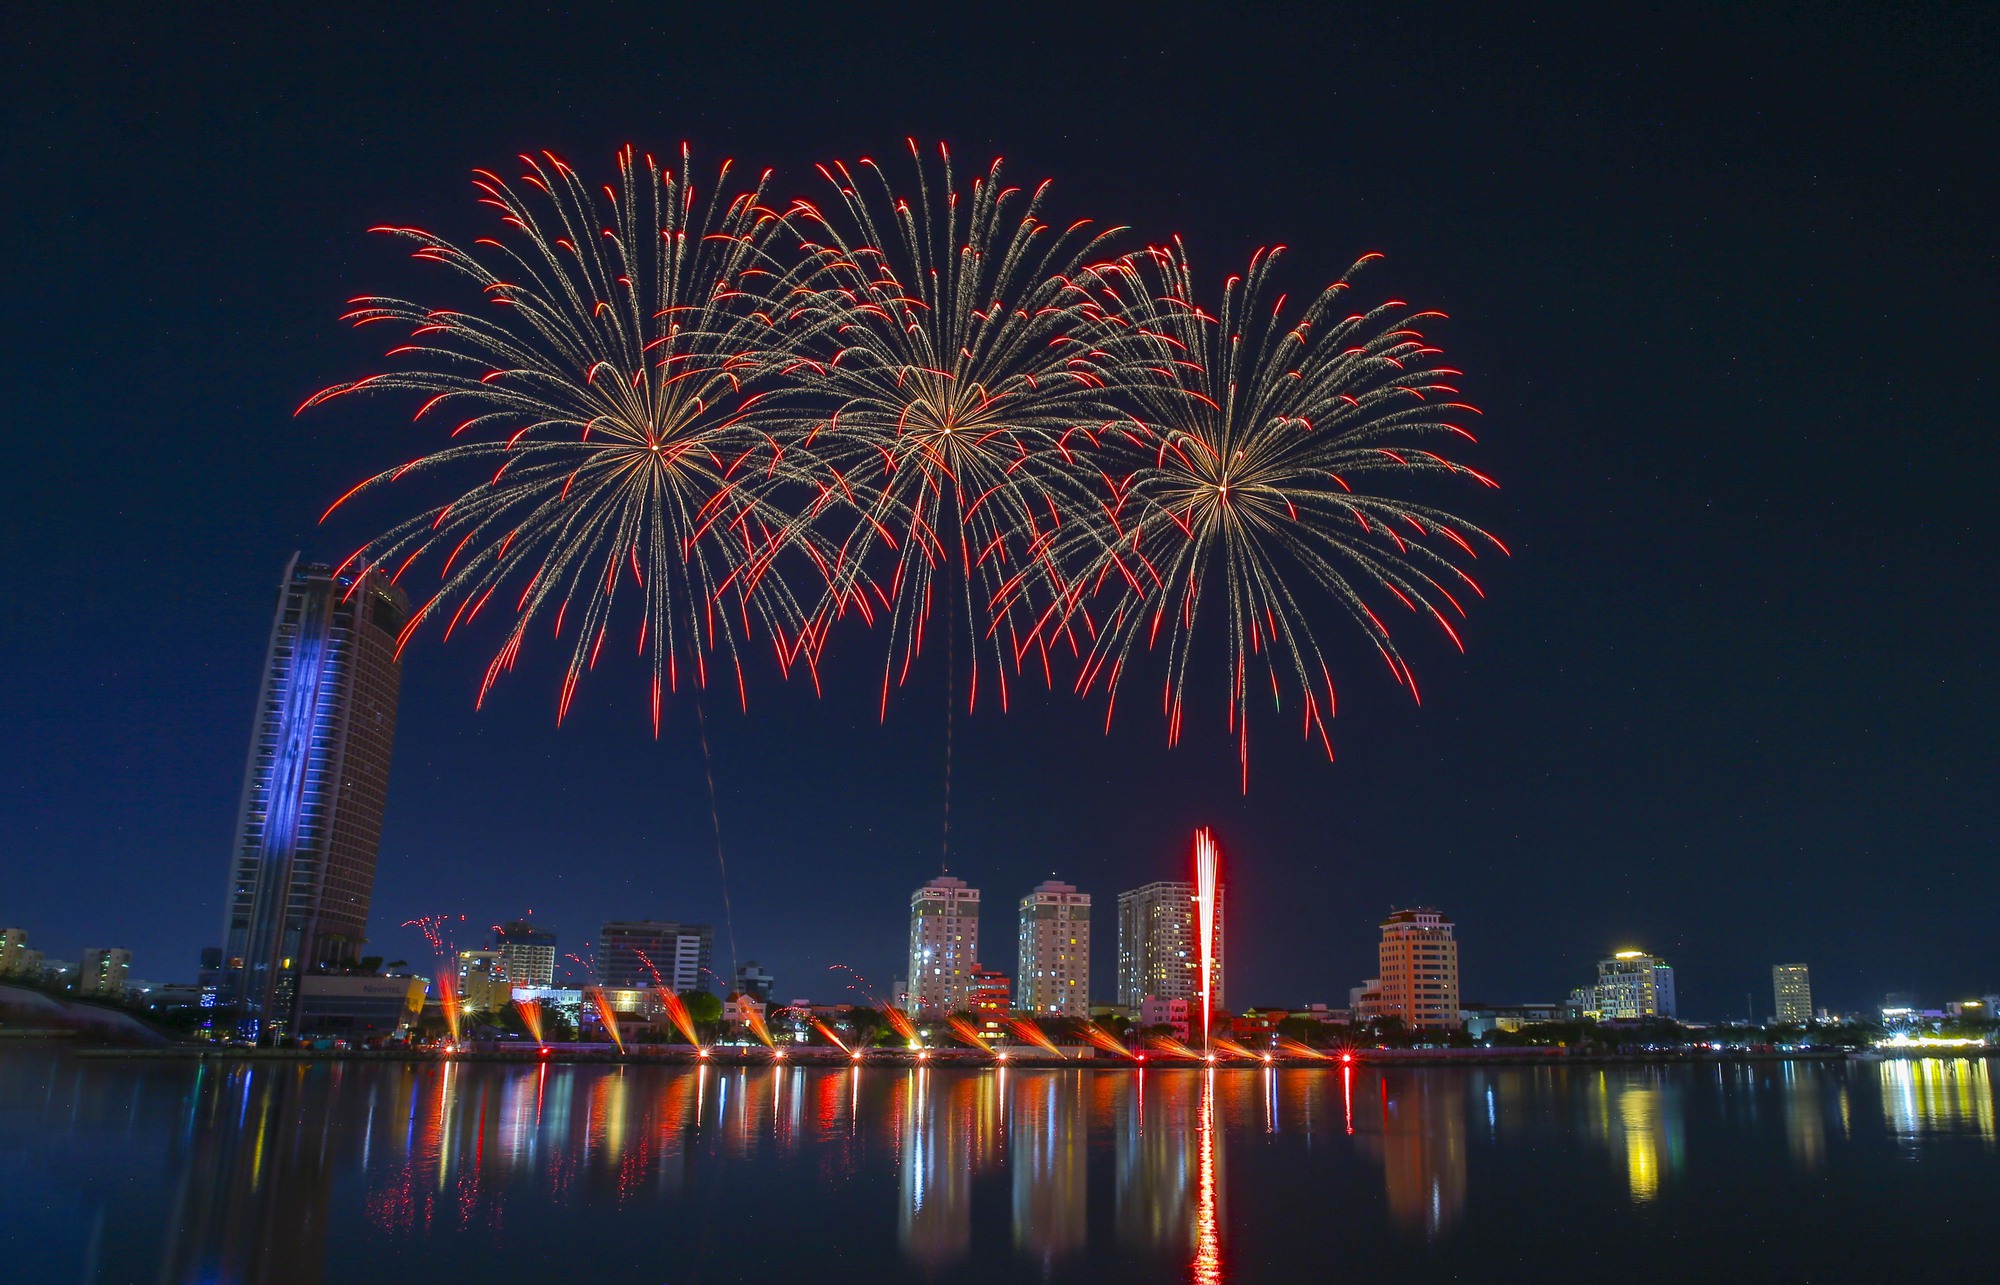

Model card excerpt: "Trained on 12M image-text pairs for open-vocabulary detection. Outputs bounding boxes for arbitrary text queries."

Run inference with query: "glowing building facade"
[219,556,405,1039]
[1377,908,1461,1032]
[1016,879,1090,1017]
[908,875,979,1014]
[1773,963,1812,1024]
[77,947,132,998]
[1116,881,1224,1012]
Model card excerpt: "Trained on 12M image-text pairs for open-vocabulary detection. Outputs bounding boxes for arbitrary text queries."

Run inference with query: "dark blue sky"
[3,4,1993,1018]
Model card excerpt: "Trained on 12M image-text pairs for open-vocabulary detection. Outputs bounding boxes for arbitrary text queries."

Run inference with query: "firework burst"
[304,146,836,729]
[779,140,1137,715]
[1064,242,1505,783]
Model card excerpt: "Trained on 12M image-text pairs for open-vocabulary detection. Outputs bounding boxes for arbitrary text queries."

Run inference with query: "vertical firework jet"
[779,140,1139,715]
[304,147,837,728]
[1064,243,1504,784]
[1194,828,1220,1053]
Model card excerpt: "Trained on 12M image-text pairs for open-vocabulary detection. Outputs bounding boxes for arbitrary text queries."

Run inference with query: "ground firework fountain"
[588,988,624,1053]
[883,1005,922,1049]
[1079,1023,1132,1058]
[1007,1016,1066,1058]
[812,1019,854,1057]
[512,995,544,1044]
[945,1015,992,1054]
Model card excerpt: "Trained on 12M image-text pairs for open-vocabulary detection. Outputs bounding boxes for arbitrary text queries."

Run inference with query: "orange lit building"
[1376,908,1461,1032]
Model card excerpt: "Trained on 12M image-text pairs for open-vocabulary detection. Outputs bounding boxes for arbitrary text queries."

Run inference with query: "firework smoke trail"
[1194,828,1219,1052]
[1276,1036,1329,1060]
[305,147,842,730]
[780,140,1141,719]
[1063,244,1504,787]
[945,1015,992,1053]
[1007,1017,1065,1058]
[812,1019,853,1055]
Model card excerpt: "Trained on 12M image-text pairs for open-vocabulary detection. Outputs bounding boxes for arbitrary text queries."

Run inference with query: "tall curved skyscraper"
[219,555,405,1040]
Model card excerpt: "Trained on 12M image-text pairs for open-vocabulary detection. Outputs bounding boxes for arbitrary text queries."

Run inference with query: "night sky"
[5,5,1994,1018]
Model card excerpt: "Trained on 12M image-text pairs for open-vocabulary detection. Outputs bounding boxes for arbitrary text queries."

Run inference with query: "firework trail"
[780,140,1138,718]
[1007,1016,1065,1058]
[812,1019,854,1055]
[658,988,703,1048]
[1062,243,1504,785]
[304,147,838,729]
[1276,1036,1329,1060]
[1213,1036,1259,1060]
[1146,1034,1200,1060]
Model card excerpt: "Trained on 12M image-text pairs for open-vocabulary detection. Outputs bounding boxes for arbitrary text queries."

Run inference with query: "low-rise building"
[295,974,427,1040]
[1138,995,1190,1042]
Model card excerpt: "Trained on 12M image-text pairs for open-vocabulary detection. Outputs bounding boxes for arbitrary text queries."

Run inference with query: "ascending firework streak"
[781,141,1137,716]
[1065,243,1505,785]
[1194,828,1220,1052]
[304,147,837,729]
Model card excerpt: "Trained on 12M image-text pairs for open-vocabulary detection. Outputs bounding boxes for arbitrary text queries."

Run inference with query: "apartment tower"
[908,875,980,1014]
[1016,879,1091,1017]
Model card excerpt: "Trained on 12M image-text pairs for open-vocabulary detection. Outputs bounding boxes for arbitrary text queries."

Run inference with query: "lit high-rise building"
[1116,881,1224,1011]
[1582,950,1677,1020]
[77,947,132,998]
[598,921,713,991]
[494,919,556,987]
[908,875,980,1014]
[219,556,406,1039]
[1016,879,1091,1017]
[1376,908,1461,1032]
[1772,964,1812,1024]
[0,928,28,976]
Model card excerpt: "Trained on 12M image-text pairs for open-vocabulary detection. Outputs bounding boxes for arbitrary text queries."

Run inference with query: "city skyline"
[4,8,1994,1022]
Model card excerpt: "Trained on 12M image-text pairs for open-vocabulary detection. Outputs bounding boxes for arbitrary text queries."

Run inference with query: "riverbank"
[55,1043,1926,1069]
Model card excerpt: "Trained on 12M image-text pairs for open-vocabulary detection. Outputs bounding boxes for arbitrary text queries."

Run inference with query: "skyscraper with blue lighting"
[219,555,406,1039]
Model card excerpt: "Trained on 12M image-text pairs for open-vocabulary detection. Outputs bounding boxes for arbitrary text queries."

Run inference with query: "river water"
[1,1045,1994,1282]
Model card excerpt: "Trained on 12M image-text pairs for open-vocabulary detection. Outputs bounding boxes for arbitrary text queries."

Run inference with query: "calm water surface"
[2,1045,1995,1283]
